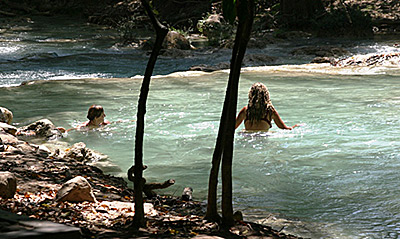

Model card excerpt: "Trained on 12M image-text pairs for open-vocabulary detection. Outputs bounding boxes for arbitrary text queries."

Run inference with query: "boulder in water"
[17,119,62,140]
[65,142,108,163]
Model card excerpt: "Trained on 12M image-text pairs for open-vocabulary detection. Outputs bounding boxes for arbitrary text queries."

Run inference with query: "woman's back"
[235,82,299,131]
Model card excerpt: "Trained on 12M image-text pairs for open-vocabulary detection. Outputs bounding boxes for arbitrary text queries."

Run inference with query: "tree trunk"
[133,0,168,228]
[204,3,243,223]
[205,0,255,226]
[221,0,254,227]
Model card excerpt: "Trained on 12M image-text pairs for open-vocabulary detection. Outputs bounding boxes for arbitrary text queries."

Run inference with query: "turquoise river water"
[1,17,400,238]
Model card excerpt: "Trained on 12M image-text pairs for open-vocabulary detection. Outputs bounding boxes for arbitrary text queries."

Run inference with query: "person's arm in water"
[102,120,111,125]
[60,119,135,133]
[235,106,247,129]
[272,108,299,130]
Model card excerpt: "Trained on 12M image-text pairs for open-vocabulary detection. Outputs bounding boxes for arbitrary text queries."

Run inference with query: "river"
[1,16,399,238]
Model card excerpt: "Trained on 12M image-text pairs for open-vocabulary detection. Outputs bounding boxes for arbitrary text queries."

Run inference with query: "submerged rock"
[17,119,62,140]
[65,142,108,163]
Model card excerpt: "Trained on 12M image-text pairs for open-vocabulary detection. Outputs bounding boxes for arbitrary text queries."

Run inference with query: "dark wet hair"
[87,105,104,121]
[246,82,274,127]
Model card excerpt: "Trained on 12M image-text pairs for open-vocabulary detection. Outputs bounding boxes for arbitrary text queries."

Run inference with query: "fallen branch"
[143,179,175,198]
[127,165,175,198]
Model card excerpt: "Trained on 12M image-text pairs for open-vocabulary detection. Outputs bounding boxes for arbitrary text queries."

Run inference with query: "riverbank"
[0,118,300,238]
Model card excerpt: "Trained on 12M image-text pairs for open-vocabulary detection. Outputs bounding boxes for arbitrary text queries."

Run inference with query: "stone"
[197,13,233,46]
[65,142,107,162]
[311,56,335,64]
[189,62,230,72]
[181,187,193,201]
[0,122,17,136]
[55,176,97,203]
[204,14,222,26]
[17,119,62,140]
[0,209,81,238]
[0,172,17,199]
[244,54,277,66]
[0,131,19,145]
[15,142,37,154]
[164,31,192,50]
[65,142,86,161]
[291,46,349,57]
[332,52,400,67]
[0,107,13,124]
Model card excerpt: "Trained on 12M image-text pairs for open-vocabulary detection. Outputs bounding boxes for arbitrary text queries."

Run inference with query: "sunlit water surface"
[1,16,400,238]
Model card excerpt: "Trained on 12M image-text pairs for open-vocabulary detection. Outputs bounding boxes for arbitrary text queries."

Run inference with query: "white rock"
[56,176,97,203]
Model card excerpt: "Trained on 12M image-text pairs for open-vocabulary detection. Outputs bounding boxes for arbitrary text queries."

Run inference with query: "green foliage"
[169,26,189,37]
[270,3,280,15]
[312,7,373,36]
[277,3,373,37]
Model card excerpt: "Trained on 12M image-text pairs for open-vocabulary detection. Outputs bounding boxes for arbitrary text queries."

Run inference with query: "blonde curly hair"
[246,82,274,127]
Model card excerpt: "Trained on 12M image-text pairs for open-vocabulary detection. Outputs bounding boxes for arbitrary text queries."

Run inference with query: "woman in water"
[235,82,299,131]
[78,104,110,130]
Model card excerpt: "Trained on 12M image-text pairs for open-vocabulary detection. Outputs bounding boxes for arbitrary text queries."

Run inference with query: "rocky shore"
[0,107,299,238]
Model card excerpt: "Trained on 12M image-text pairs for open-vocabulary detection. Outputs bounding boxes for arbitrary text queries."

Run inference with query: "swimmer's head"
[247,82,273,125]
[87,105,105,121]
[248,82,271,108]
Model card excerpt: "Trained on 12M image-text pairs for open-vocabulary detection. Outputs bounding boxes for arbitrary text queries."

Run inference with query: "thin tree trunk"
[205,0,255,225]
[205,40,242,223]
[133,0,168,228]
[221,0,254,227]
[205,4,244,222]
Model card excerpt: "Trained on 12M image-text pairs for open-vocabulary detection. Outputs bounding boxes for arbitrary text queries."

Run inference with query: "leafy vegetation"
[197,14,234,46]
[312,6,373,36]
